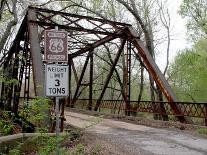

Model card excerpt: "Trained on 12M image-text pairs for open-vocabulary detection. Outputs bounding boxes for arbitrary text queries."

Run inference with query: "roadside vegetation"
[0,98,103,154]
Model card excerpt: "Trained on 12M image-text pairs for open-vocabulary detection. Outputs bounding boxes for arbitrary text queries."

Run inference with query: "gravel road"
[65,111,207,155]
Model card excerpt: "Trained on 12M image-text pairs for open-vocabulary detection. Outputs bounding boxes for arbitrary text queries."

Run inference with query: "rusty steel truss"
[1,6,206,126]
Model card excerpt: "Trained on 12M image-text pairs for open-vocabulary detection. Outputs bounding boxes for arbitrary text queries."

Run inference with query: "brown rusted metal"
[73,99,207,125]
[69,35,119,59]
[127,27,192,124]
[71,52,91,107]
[28,9,51,127]
[124,41,132,116]
[89,50,93,110]
[60,98,65,132]
[28,9,45,97]
[205,104,207,126]
[95,39,127,111]
[67,58,72,107]
[71,59,79,83]
[28,6,131,27]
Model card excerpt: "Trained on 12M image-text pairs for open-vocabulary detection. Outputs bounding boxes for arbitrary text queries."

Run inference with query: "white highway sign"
[45,64,69,96]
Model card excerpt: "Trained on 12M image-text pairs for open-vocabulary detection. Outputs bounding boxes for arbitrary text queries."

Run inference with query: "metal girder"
[69,35,119,59]
[71,52,91,107]
[127,26,192,124]
[95,39,127,111]
[89,50,93,110]
[29,20,123,37]
[28,6,131,28]
[28,9,45,97]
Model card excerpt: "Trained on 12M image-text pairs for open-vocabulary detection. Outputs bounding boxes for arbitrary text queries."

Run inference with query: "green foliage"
[0,111,15,135]
[19,97,50,128]
[90,144,102,155]
[0,119,15,135]
[0,68,19,85]
[8,142,22,155]
[37,136,61,155]
[179,0,207,40]
[69,143,85,155]
[0,96,50,135]
[196,127,207,135]
[168,39,207,102]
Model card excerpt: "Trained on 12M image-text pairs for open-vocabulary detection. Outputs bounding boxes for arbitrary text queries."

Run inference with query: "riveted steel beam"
[127,26,192,124]
[95,38,127,111]
[27,9,45,97]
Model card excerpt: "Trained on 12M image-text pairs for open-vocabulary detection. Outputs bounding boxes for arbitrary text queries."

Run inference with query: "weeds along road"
[64,110,207,155]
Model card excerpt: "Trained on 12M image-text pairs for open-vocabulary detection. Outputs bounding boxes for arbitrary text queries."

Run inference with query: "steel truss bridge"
[0,6,206,128]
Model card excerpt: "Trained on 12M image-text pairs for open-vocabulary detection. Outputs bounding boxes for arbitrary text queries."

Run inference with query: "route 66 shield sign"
[49,39,64,53]
[44,30,68,62]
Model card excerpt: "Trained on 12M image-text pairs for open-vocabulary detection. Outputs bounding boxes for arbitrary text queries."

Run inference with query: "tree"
[179,0,207,40]
[168,38,207,102]
[0,0,17,53]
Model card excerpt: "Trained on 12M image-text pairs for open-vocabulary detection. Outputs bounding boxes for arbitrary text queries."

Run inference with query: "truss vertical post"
[95,39,127,111]
[205,104,207,126]
[28,9,45,97]
[7,62,14,111]
[28,9,50,127]
[23,50,31,101]
[88,50,93,110]
[124,41,131,116]
[12,47,20,114]
[0,67,5,109]
[67,58,72,107]
[60,98,65,132]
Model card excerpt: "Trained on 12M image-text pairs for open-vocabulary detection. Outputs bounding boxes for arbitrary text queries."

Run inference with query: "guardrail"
[71,99,207,126]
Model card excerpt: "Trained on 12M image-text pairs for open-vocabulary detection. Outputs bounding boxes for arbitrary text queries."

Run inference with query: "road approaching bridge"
[65,110,207,155]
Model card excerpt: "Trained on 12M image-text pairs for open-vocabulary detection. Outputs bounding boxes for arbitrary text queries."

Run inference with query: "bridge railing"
[71,99,207,126]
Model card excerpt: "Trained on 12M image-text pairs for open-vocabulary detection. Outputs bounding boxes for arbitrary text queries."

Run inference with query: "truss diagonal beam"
[69,35,119,58]
[71,52,91,107]
[127,26,192,124]
[95,39,127,111]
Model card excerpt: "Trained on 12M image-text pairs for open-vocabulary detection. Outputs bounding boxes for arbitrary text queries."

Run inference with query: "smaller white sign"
[45,64,69,96]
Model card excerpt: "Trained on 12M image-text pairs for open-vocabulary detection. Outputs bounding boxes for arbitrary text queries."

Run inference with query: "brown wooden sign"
[44,30,68,62]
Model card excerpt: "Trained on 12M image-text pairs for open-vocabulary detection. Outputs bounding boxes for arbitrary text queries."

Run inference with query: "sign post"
[55,97,60,155]
[44,28,68,155]
[45,64,68,155]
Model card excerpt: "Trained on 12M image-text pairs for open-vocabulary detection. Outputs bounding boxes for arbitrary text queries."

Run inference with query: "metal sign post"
[55,97,60,155]
[45,64,69,154]
[44,27,68,155]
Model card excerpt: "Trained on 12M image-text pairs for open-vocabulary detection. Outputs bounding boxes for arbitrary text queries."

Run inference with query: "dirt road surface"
[64,111,207,155]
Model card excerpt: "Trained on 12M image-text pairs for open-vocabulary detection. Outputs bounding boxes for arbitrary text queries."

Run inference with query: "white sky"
[156,0,191,71]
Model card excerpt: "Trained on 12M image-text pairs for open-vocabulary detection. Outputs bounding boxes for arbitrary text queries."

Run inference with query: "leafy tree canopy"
[168,38,207,102]
[179,0,207,40]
